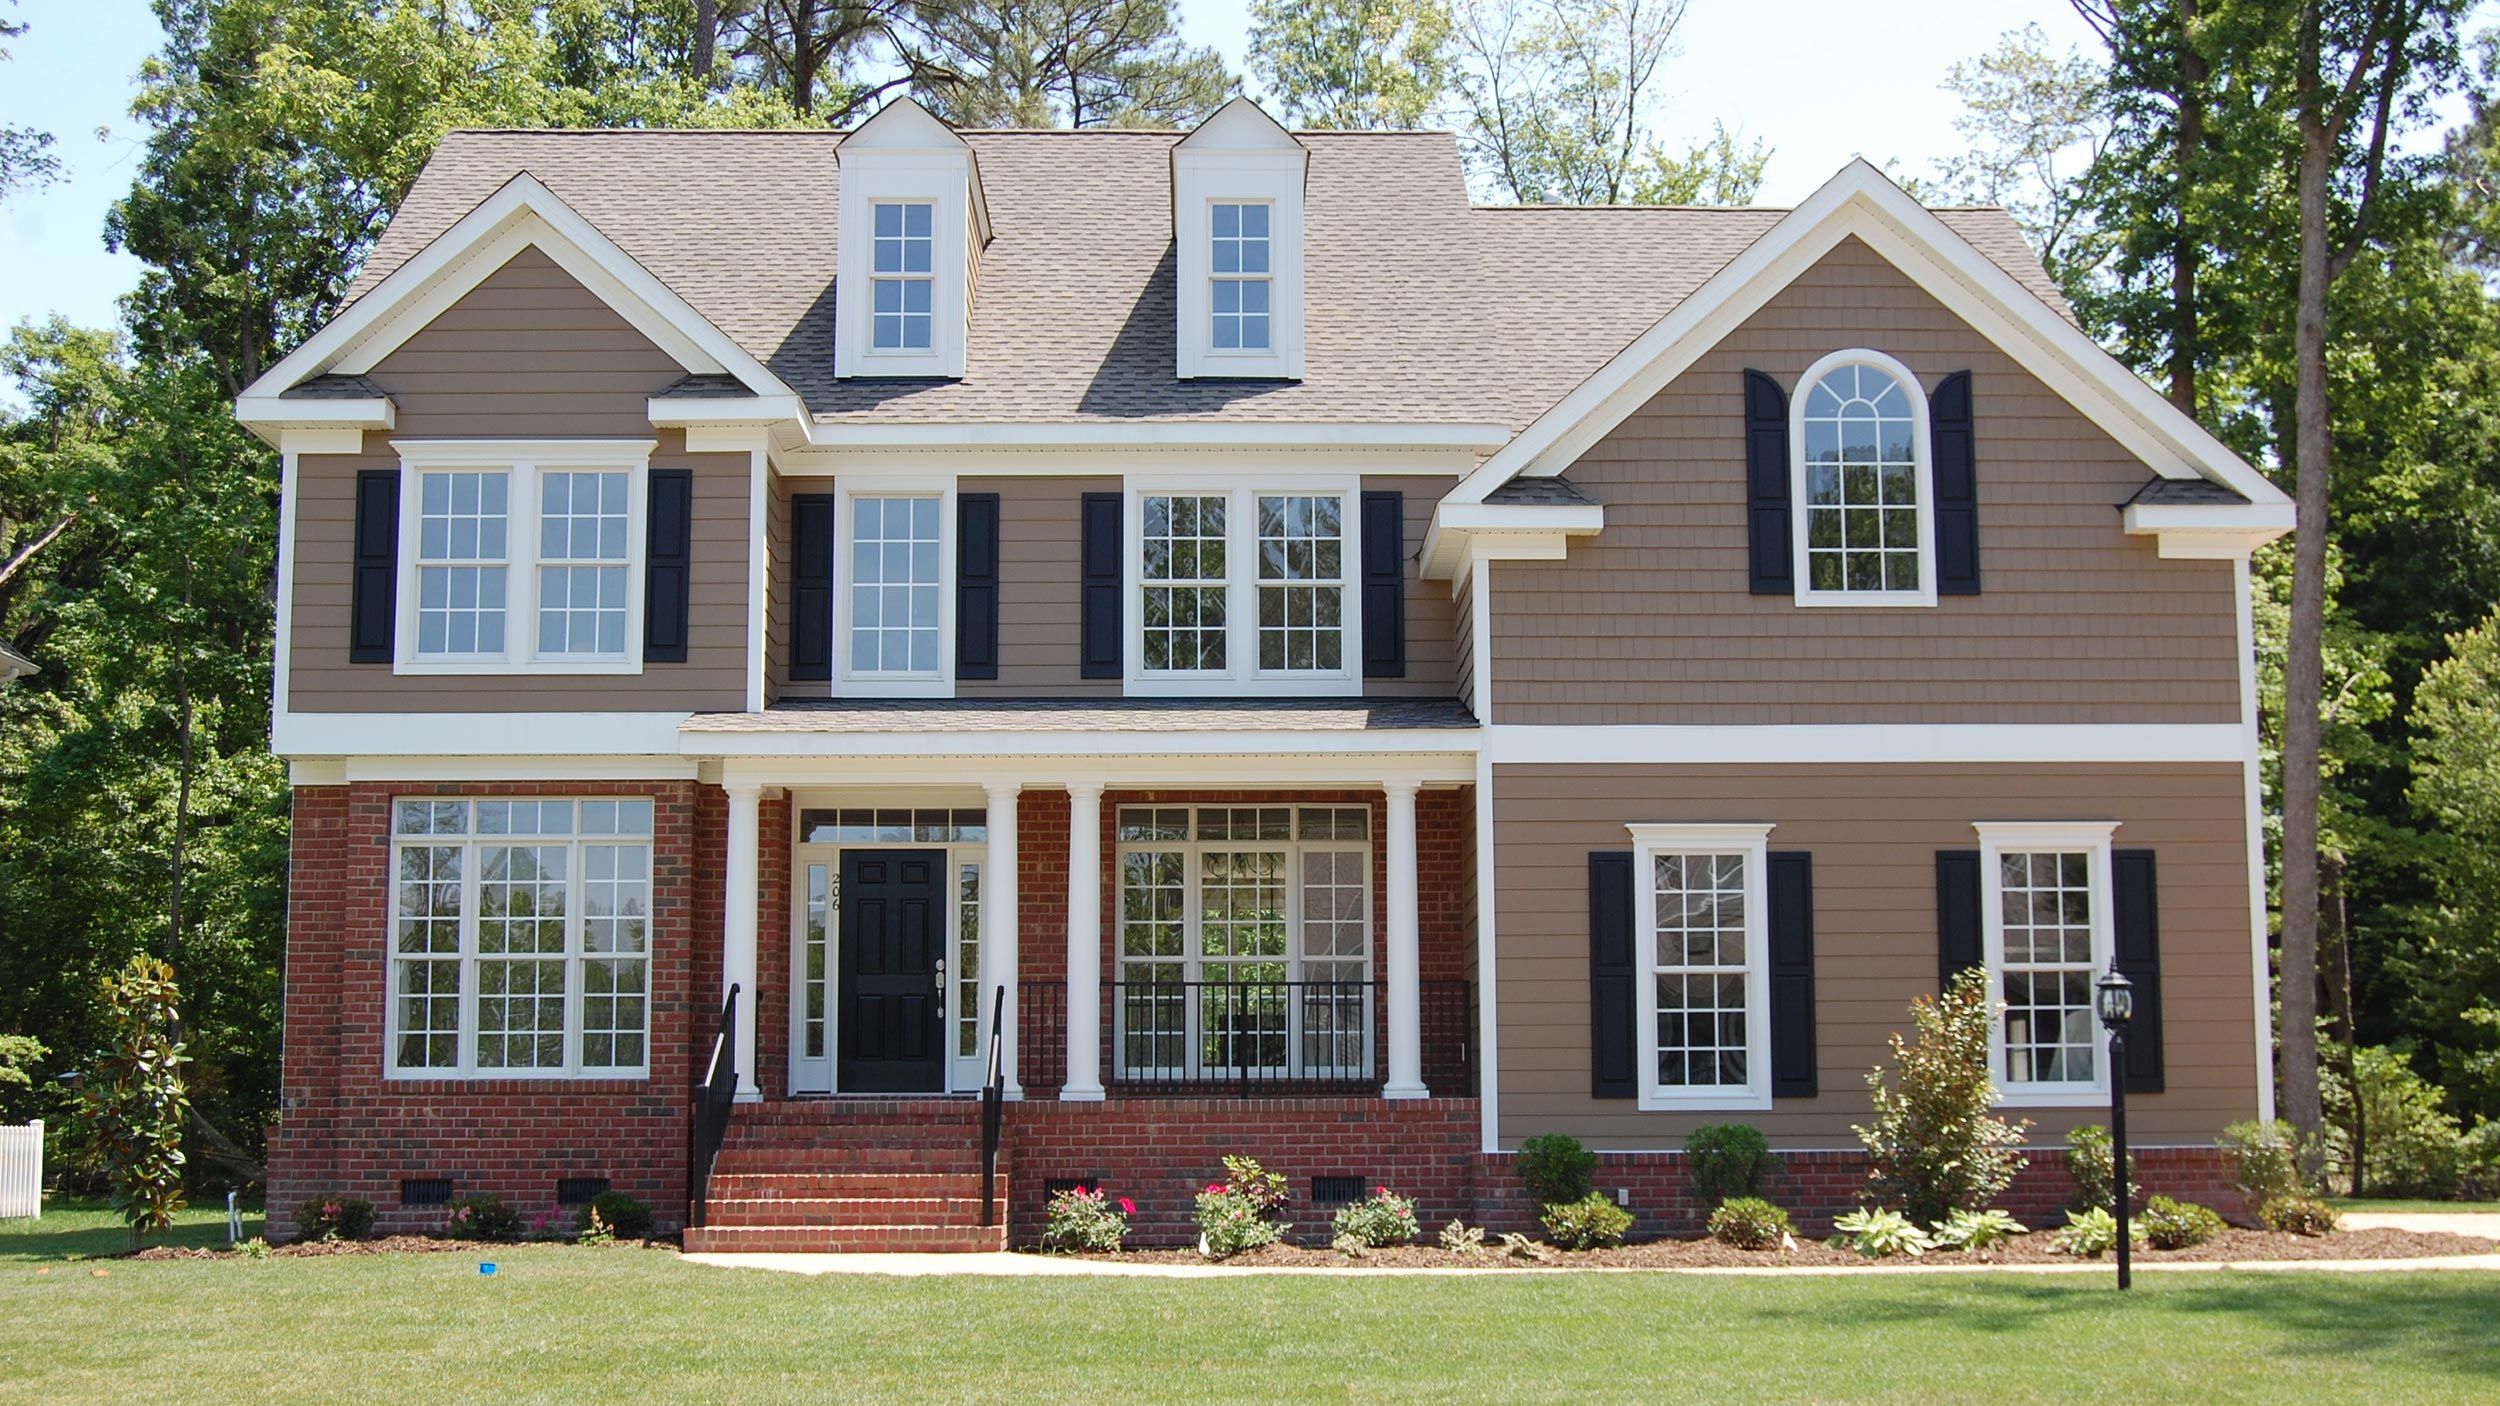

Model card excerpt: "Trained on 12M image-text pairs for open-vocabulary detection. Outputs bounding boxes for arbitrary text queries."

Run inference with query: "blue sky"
[0,0,2113,341]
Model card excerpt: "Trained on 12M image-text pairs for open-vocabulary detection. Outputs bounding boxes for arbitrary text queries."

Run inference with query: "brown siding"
[962,475,1120,697]
[287,248,748,714]
[766,470,802,701]
[1491,238,2242,725]
[1492,761,2258,1148]
[1370,474,1460,698]
[1453,568,1476,715]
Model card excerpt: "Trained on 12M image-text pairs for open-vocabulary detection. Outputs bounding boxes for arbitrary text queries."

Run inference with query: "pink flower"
[1207,1183,1226,1195]
[1378,1187,1391,1197]
[1118,1198,1136,1216]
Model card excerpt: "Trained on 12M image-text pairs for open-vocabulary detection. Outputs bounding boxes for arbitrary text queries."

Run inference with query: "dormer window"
[1174,99,1306,380]
[1210,203,1272,352]
[871,202,936,352]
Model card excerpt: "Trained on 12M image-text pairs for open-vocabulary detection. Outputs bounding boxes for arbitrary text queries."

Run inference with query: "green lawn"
[0,1198,263,1262]
[0,1225,2493,1405]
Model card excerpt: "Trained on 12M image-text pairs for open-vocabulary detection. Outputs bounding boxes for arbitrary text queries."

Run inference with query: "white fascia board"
[232,394,396,443]
[239,174,793,406]
[681,726,1482,762]
[1487,722,2247,766]
[341,755,702,782]
[719,752,1474,791]
[2123,501,2295,559]
[646,395,806,428]
[1449,160,2287,511]
[273,711,693,758]
[1419,502,1604,580]
[796,420,1513,452]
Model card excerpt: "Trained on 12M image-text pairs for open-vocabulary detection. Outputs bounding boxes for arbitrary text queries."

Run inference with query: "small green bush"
[1195,1158,1289,1259]
[2065,1124,2139,1212]
[2258,1194,2341,1237]
[575,1191,652,1241]
[292,1194,375,1243]
[1686,1124,1777,1203]
[1705,1196,1792,1250]
[1438,1219,1486,1255]
[1854,969,2030,1223]
[2324,1046,2465,1197]
[1834,1207,1935,1258]
[1518,1133,1597,1205]
[2142,1195,2224,1249]
[2048,1206,2145,1257]
[442,1193,522,1242]
[2458,1121,2500,1200]
[1040,1186,1131,1253]
[2220,1120,2304,1204]
[1539,1192,1633,1250]
[1930,1207,2026,1252]
[1330,1186,1419,1249]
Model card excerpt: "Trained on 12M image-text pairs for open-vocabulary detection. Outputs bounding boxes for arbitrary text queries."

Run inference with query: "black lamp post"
[2095,964,2135,1290]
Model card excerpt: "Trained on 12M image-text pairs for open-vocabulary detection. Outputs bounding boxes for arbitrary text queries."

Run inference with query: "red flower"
[1118,1198,1136,1216]
[1207,1183,1226,1195]
[1378,1187,1391,1197]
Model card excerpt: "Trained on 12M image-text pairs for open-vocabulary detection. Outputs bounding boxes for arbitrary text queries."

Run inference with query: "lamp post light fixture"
[2095,964,2136,1290]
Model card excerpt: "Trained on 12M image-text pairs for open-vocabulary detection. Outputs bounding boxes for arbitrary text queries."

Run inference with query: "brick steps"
[702,1195,1002,1229]
[706,1171,1007,1201]
[692,1101,1008,1253]
[682,1223,1007,1254]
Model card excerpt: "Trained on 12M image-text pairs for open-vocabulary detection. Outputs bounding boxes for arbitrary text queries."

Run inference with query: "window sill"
[1791,589,1939,609]
[1637,1090,1774,1113]
[1994,1086,2111,1108]
[393,657,644,677]
[383,1071,651,1087]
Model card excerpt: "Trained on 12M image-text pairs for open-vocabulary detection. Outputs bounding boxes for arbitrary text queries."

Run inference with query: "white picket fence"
[0,1120,41,1217]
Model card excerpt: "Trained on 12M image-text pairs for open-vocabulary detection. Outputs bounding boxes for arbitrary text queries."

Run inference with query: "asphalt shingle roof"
[2124,477,2252,508]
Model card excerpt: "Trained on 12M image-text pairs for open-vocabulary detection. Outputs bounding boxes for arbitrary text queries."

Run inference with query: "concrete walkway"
[2338,1210,2500,1237]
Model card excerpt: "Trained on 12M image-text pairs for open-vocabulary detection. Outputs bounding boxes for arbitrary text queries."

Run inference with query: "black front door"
[837,849,948,1093]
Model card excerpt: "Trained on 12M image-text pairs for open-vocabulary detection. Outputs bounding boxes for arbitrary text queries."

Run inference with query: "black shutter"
[1932,370,1981,595]
[642,468,692,663]
[1744,369,1793,596]
[2113,849,2165,1093]
[1936,850,1984,989]
[1768,851,1817,1098]
[1360,490,1406,679]
[1079,491,1122,680]
[1589,851,1636,1100]
[789,492,835,682]
[956,492,1000,680]
[348,469,399,664]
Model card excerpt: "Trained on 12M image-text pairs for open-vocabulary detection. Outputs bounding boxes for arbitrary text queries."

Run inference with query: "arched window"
[1790,349,1935,605]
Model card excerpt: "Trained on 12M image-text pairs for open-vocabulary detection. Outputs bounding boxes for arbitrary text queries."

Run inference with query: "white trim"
[1447,159,2290,514]
[746,449,770,713]
[289,759,347,787]
[2236,555,2277,1124]
[835,107,978,382]
[686,729,1472,764]
[646,394,807,429]
[273,447,302,757]
[391,440,655,676]
[1124,478,1365,697]
[230,398,395,450]
[1487,722,2244,766]
[2124,501,2296,559]
[1787,348,1937,608]
[1626,822,1776,1112]
[715,755,1475,791]
[338,756,701,783]
[1174,100,1308,381]
[1974,821,2118,1107]
[831,477,957,698]
[273,711,692,758]
[1419,504,1604,582]
[793,423,1509,454]
[1469,555,1493,725]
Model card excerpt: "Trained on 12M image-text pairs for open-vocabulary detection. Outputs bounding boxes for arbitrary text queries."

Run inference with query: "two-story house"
[234,97,2291,1249]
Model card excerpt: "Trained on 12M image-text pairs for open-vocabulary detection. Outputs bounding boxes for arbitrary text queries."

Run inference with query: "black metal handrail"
[685,984,739,1231]
[1020,979,1475,1097]
[978,984,1006,1228]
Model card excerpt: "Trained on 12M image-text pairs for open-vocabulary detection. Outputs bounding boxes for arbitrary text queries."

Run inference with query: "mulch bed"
[1042,1226,2497,1270]
[126,1236,679,1261]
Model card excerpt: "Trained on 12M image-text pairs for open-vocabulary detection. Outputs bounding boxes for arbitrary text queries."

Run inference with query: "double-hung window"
[396,441,652,673]
[388,798,655,1079]
[834,485,953,694]
[1977,822,2116,1103]
[1628,824,1773,1110]
[870,201,935,352]
[1129,482,1359,694]
[1790,349,1936,606]
[1114,805,1372,1083]
[1210,202,1272,352]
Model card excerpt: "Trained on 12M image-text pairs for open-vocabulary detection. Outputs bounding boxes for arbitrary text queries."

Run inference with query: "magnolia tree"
[1855,967,2030,1224]
[83,956,189,1248]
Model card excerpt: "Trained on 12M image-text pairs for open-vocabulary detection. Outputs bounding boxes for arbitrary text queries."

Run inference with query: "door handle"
[934,957,947,993]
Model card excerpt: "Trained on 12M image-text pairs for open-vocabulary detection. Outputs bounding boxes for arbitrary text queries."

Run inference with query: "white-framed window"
[386,797,655,1079]
[831,481,955,696]
[394,440,653,675]
[1126,480,1361,695]
[1976,821,2117,1105]
[1114,805,1372,1082]
[870,200,935,352]
[1210,201,1273,352]
[1628,823,1774,1111]
[1789,349,1936,607]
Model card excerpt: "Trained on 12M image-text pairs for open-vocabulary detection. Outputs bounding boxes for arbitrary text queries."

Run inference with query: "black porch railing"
[1019,979,1474,1097]
[685,983,739,1229]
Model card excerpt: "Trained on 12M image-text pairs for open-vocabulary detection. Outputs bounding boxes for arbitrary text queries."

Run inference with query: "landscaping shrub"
[2323,1046,2465,1197]
[1539,1192,1633,1250]
[2049,1207,2145,1257]
[1705,1196,1792,1250]
[292,1194,375,1243]
[1330,1186,1419,1249]
[2258,1194,2341,1237]
[2065,1123,2138,1212]
[82,956,190,1249]
[1833,1207,1934,1258]
[442,1193,522,1242]
[1040,1186,1131,1253]
[1854,968,2029,1223]
[2220,1120,2305,1204]
[1930,1207,2026,1252]
[1194,1157,1289,1259]
[2142,1195,2225,1249]
[1685,1124,1776,1203]
[575,1191,652,1241]
[1518,1133,1597,1205]
[1438,1219,1486,1255]
[2458,1121,2500,1199]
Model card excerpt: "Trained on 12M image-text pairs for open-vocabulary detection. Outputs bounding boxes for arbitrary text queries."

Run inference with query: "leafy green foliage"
[442,1194,522,1242]
[2142,1196,2225,1250]
[1854,969,2030,1224]
[0,1034,44,1124]
[2406,609,2500,1114]
[915,0,1236,128]
[2065,1123,2139,1213]
[1704,1196,1791,1250]
[1195,1158,1290,1258]
[2258,1195,2343,1237]
[1929,1208,2027,1252]
[1330,1186,1419,1248]
[1249,0,1451,129]
[1684,1123,1775,1204]
[2048,1207,2145,1258]
[80,956,189,1248]
[2324,1045,2466,1197]
[2222,1120,2309,1204]
[1537,1191,1631,1250]
[1040,1186,1130,1253]
[292,1194,374,1243]
[1833,1208,1935,1259]
[1437,1218,1486,1254]
[2454,1121,2500,1199]
[576,1191,652,1241]
[1517,1133,1596,1205]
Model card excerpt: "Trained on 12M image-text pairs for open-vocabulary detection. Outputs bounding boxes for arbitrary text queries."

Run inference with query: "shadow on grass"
[0,1199,265,1262]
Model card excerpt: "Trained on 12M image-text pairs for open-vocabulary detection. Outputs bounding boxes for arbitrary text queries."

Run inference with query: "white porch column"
[1062,782,1107,1100]
[1383,780,1427,1099]
[983,782,1023,1098]
[722,780,763,1101]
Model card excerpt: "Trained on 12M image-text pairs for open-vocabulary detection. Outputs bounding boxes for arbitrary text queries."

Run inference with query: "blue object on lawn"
[479,1262,497,1275]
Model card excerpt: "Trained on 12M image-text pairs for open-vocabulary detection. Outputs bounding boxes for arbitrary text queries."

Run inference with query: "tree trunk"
[693,0,718,81]
[2320,851,2360,1194]
[2170,0,2205,414]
